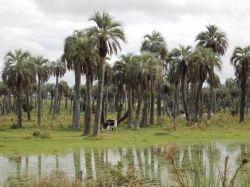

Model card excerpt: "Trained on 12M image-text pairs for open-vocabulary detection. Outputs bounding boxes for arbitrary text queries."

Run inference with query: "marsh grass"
[7,163,143,187]
[164,144,249,187]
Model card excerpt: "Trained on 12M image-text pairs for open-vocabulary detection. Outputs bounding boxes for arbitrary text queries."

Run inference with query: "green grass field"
[1,106,250,155]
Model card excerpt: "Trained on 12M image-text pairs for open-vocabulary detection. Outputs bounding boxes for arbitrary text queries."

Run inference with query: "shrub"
[32,130,41,137]
[40,130,52,139]
[10,123,19,129]
[32,129,52,139]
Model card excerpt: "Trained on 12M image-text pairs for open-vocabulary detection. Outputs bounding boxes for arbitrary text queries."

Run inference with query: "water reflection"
[0,141,250,186]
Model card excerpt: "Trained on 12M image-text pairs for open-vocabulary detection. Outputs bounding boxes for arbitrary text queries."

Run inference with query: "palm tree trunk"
[65,96,68,109]
[26,91,31,121]
[194,81,203,122]
[240,67,247,122]
[84,75,92,135]
[58,99,61,115]
[72,67,81,129]
[70,99,73,115]
[37,76,42,126]
[208,84,213,120]
[49,97,53,114]
[150,83,154,125]
[93,57,105,136]
[181,77,189,122]
[53,75,59,118]
[173,84,178,130]
[127,85,134,128]
[7,92,11,113]
[16,88,22,128]
[135,94,142,129]
[156,90,161,124]
[141,96,148,127]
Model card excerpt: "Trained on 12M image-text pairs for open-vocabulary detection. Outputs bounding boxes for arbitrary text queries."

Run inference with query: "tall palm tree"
[190,47,220,122]
[51,59,66,118]
[63,31,85,129]
[141,31,167,125]
[2,49,36,128]
[78,31,98,136]
[231,46,250,122]
[88,11,126,136]
[33,56,51,126]
[196,24,228,119]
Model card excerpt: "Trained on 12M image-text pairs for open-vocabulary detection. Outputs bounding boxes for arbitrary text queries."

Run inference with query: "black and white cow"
[102,119,118,132]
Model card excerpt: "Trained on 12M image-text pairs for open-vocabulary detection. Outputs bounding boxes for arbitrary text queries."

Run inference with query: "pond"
[0,141,250,186]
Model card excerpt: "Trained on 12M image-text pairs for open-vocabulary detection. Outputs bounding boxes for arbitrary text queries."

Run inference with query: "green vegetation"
[1,111,250,155]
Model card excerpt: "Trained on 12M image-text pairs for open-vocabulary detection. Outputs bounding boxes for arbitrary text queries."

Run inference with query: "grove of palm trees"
[1,9,250,187]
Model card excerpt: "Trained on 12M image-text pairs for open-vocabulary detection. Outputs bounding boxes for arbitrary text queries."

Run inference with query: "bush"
[10,123,19,129]
[33,129,52,139]
[40,130,52,139]
[32,130,41,137]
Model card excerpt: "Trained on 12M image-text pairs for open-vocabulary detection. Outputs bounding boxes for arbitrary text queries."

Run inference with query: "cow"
[102,119,118,132]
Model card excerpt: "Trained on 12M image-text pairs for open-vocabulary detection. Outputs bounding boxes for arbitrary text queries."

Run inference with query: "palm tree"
[0,81,11,115]
[47,83,55,114]
[141,31,167,125]
[58,80,69,114]
[168,50,182,128]
[51,59,66,118]
[190,47,220,122]
[88,11,126,136]
[33,56,51,126]
[2,49,36,128]
[196,24,228,119]
[139,52,162,127]
[63,31,85,129]
[113,53,139,128]
[77,31,98,136]
[170,46,192,122]
[231,46,250,122]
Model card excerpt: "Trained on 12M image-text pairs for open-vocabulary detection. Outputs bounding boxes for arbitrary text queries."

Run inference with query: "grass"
[1,103,250,155]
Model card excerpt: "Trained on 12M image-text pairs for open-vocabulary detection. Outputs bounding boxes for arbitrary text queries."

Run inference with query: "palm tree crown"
[2,49,36,90]
[88,11,126,57]
[196,24,228,56]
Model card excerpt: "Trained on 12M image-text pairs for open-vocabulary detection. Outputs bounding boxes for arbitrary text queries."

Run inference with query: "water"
[0,141,250,186]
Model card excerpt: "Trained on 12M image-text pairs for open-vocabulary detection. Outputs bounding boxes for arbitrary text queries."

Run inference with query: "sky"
[0,0,250,85]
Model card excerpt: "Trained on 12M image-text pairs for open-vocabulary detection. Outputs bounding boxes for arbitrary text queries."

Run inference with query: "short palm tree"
[51,59,66,118]
[114,53,139,128]
[141,31,167,124]
[33,55,51,126]
[196,24,228,119]
[139,52,162,126]
[231,46,250,122]
[88,11,126,136]
[2,49,36,128]
[170,45,192,122]
[190,47,220,122]
[0,81,11,115]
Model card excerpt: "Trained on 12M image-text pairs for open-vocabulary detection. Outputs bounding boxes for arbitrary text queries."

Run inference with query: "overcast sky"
[0,0,250,85]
